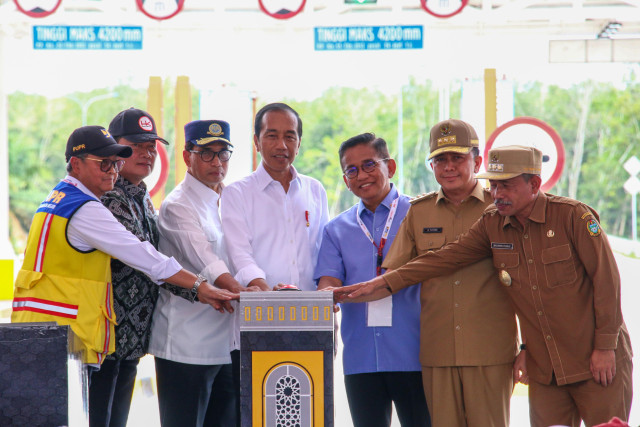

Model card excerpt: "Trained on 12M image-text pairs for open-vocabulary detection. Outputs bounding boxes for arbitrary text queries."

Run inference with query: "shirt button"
[524,234,528,239]
[454,303,459,308]
[546,335,552,341]
[429,241,433,245]
[376,333,381,337]
[500,263,505,268]
[538,311,543,316]
[455,325,461,331]
[532,285,537,290]
[292,260,296,265]
[454,280,460,285]
[528,259,534,264]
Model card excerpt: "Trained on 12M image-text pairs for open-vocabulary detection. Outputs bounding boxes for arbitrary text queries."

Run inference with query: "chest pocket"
[541,244,577,288]
[203,224,220,251]
[492,252,520,289]
[416,234,446,255]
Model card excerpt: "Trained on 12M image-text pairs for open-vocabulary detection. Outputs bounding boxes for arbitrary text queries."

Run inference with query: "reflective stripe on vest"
[13,297,79,319]
[34,212,54,272]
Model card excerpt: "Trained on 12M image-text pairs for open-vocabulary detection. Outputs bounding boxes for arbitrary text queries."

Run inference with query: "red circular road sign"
[148,143,170,198]
[136,0,185,21]
[258,0,306,20]
[420,0,468,18]
[484,117,565,192]
[13,0,62,18]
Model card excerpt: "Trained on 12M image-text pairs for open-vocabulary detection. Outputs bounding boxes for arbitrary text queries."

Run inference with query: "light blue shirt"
[314,185,422,375]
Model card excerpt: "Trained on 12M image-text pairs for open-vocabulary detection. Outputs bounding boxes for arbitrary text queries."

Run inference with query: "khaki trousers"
[422,363,513,427]
[528,357,633,427]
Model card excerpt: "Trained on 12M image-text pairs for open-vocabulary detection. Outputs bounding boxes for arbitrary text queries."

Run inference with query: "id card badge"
[367,296,392,327]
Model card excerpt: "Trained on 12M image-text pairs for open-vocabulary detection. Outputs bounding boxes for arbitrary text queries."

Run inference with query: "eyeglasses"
[343,158,390,180]
[187,149,232,162]
[82,157,125,173]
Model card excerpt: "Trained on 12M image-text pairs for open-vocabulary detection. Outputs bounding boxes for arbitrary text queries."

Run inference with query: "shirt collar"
[357,183,399,217]
[184,171,221,204]
[63,175,100,200]
[502,191,546,228]
[254,161,300,191]
[528,192,547,223]
[435,180,486,205]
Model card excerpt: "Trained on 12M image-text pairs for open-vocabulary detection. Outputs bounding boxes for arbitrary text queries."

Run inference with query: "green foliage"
[513,78,640,236]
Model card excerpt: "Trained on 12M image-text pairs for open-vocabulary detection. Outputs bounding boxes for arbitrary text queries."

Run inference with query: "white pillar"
[0,28,13,259]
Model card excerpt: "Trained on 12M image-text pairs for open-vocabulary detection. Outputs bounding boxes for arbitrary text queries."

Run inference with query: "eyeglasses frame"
[81,157,125,173]
[186,148,233,163]
[343,158,390,180]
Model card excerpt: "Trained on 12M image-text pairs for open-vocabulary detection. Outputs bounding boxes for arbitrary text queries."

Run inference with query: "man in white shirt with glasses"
[150,120,249,427]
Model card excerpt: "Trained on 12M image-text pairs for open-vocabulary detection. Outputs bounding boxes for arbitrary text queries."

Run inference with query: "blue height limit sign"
[314,25,423,51]
[33,26,143,50]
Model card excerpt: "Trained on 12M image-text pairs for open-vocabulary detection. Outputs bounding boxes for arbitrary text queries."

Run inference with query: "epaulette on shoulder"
[546,194,600,220]
[410,191,437,205]
[482,204,499,216]
[546,194,581,206]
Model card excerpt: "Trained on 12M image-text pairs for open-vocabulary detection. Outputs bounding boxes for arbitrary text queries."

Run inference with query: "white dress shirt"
[221,163,329,291]
[148,172,234,365]
[65,175,182,282]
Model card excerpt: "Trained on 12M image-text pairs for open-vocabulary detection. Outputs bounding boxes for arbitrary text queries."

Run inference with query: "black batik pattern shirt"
[101,176,160,360]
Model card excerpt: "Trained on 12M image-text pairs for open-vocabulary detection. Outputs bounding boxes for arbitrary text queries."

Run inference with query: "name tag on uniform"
[423,227,443,233]
[491,242,514,250]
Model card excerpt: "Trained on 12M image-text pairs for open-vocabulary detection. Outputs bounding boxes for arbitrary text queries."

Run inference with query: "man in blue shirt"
[315,133,430,427]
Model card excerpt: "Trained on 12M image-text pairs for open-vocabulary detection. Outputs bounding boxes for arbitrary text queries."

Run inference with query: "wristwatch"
[191,274,207,303]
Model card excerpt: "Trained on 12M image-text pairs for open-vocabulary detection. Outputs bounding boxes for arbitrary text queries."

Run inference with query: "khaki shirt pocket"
[492,252,520,289]
[416,234,446,255]
[541,244,577,288]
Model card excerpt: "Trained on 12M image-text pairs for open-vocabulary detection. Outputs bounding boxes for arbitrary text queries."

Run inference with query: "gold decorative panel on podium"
[239,291,334,427]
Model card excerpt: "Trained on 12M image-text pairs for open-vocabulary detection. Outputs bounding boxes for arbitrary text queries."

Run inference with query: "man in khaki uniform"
[383,119,518,427]
[338,145,633,427]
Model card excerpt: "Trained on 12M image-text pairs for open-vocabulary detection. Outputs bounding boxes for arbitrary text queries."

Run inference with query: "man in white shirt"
[221,103,329,291]
[149,120,252,427]
[12,126,238,370]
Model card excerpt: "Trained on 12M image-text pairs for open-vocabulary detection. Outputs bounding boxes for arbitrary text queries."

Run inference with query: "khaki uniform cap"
[428,119,479,160]
[476,145,542,180]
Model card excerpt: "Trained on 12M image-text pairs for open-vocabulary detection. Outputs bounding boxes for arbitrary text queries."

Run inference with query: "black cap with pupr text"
[65,126,132,162]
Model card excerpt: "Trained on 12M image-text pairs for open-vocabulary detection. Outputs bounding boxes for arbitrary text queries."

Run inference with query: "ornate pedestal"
[239,291,334,427]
